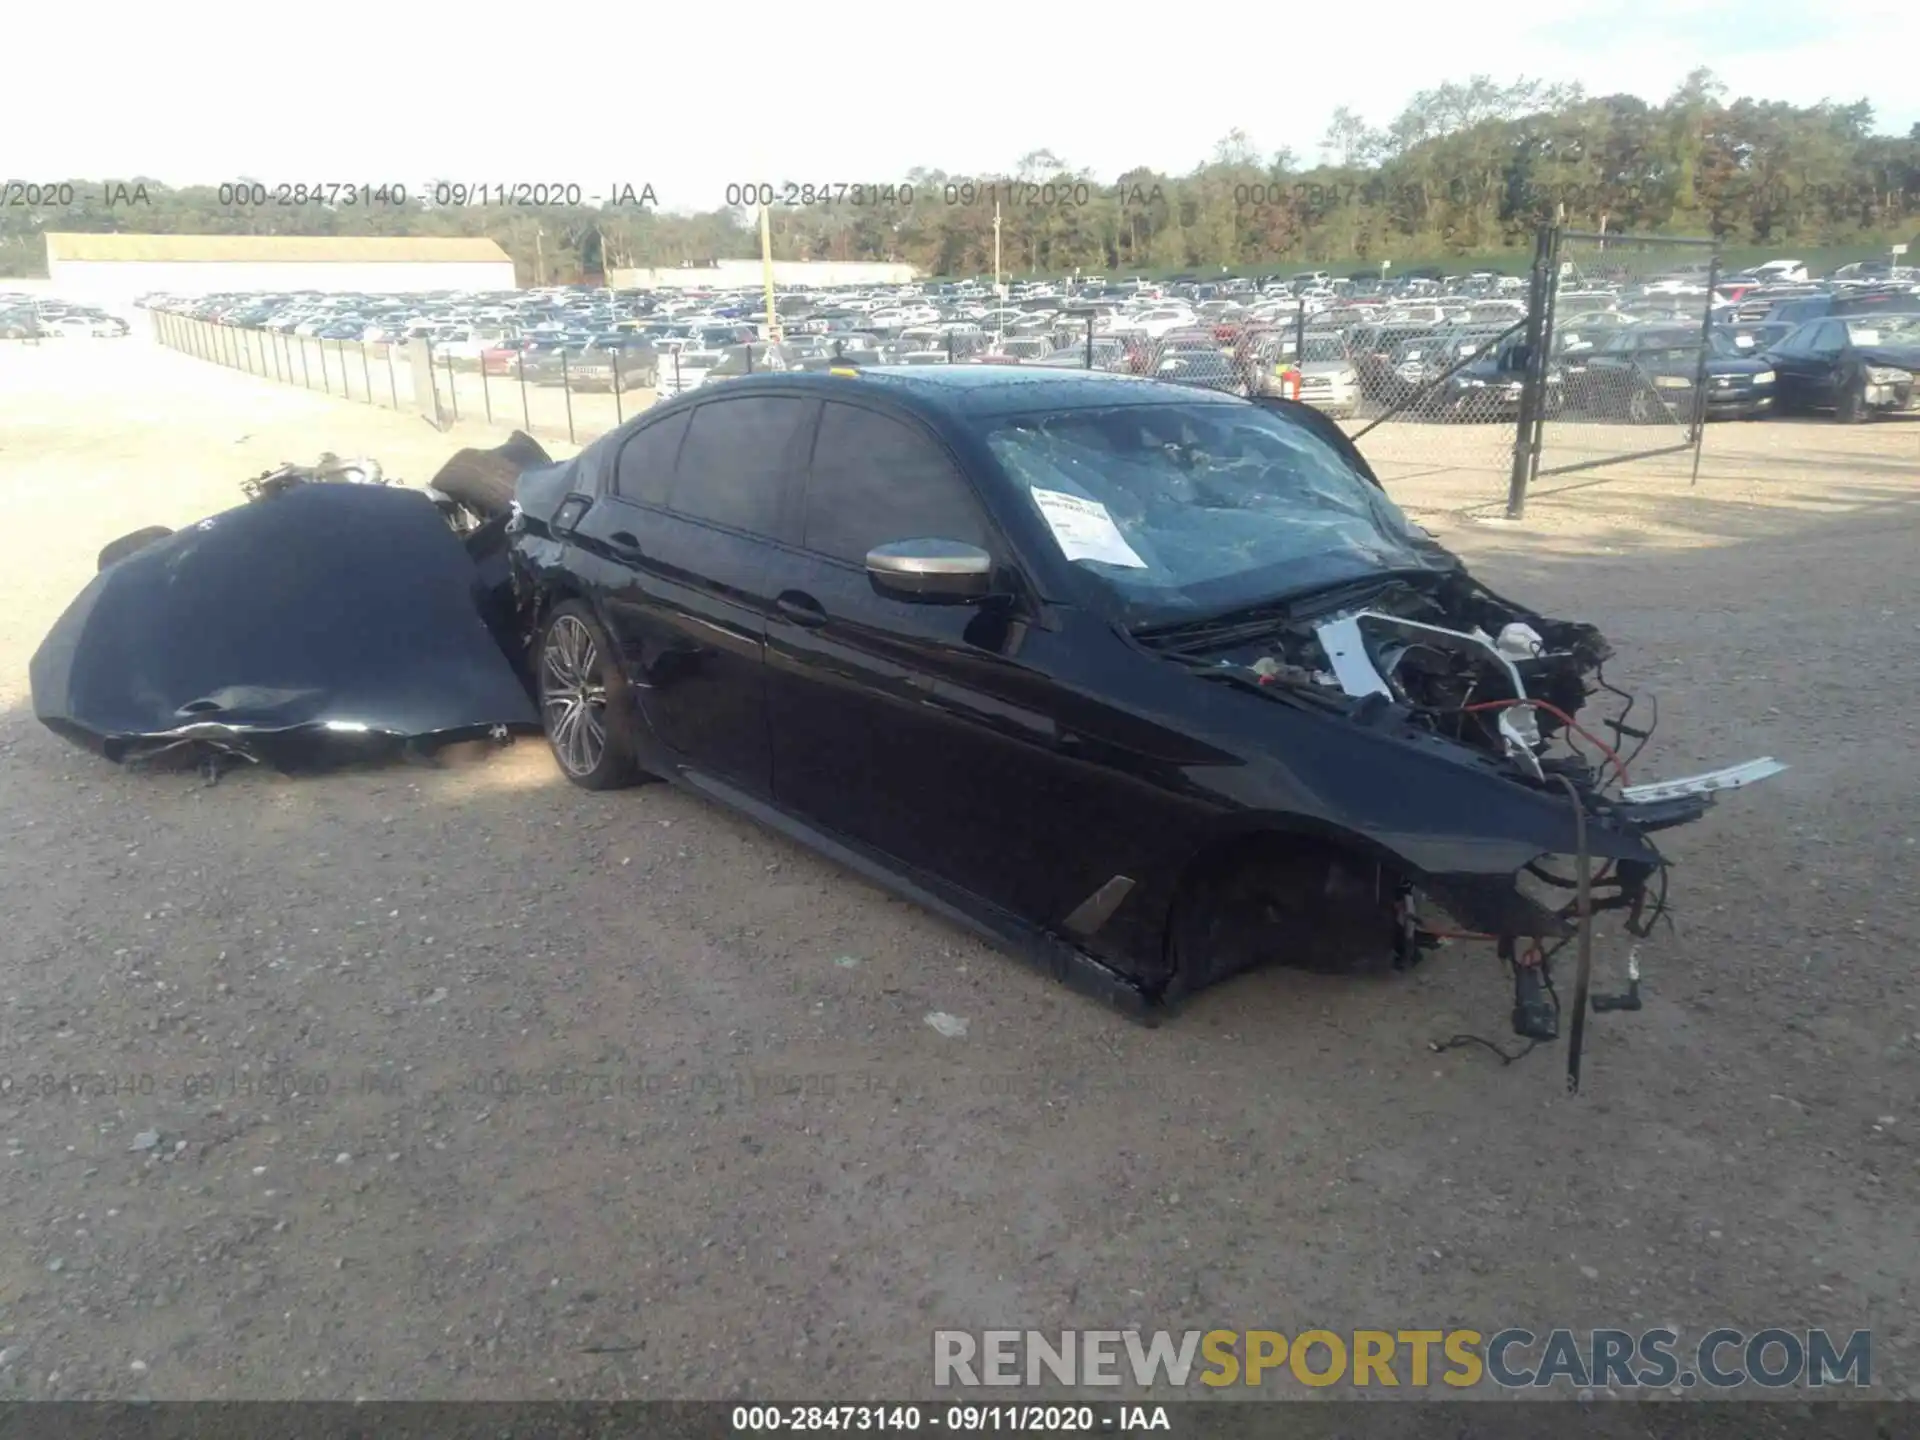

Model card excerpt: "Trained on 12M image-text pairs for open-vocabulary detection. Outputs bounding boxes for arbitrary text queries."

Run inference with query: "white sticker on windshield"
[1851,330,1879,346]
[1028,487,1149,569]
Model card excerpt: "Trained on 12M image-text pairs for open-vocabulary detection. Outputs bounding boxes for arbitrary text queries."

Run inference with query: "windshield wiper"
[1130,568,1449,651]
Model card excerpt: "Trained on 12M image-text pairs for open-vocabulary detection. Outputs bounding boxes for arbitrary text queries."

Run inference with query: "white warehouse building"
[42,233,517,307]
[608,259,917,290]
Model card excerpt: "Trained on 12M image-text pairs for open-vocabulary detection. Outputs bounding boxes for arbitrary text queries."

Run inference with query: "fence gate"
[1508,225,1720,515]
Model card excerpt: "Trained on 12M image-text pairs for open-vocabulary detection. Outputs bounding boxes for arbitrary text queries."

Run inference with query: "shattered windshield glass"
[978,401,1453,622]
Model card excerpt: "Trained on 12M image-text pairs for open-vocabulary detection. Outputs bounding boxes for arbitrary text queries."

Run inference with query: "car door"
[1761,323,1812,406]
[1587,332,1645,414]
[1768,321,1837,408]
[1798,320,1849,406]
[761,398,1126,926]
[569,394,810,793]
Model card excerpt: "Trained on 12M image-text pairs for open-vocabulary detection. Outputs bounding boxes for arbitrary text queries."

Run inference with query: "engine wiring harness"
[1419,664,1674,1089]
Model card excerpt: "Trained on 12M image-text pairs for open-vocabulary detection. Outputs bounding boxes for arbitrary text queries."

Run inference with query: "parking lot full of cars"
[136,255,1920,446]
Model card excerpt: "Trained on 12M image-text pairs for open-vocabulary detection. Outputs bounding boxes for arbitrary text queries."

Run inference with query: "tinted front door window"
[802,402,991,562]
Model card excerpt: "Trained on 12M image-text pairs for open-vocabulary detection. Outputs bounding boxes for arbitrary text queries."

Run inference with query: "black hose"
[1553,773,1594,1093]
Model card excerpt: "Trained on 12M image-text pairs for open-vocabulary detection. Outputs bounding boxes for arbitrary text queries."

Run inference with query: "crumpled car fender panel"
[31,484,538,771]
[1202,695,1664,871]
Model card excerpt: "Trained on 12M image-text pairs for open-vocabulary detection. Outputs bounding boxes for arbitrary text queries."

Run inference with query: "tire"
[536,601,644,790]
[427,430,553,517]
[98,525,174,571]
[1835,377,1869,424]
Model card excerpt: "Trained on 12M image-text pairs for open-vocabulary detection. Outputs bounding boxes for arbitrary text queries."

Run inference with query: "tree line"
[4,70,1915,283]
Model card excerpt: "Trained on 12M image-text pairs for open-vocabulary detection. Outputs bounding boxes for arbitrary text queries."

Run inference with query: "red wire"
[1413,699,1635,946]
[1462,698,1633,789]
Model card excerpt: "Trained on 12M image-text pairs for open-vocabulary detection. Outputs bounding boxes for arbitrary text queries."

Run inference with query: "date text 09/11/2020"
[728,1405,1172,1432]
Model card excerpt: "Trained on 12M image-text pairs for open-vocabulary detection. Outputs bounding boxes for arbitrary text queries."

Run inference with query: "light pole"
[992,200,1004,341]
[759,203,778,342]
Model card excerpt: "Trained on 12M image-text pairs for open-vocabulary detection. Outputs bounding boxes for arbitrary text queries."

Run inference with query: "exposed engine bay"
[1150,568,1785,1088]
[1223,571,1615,782]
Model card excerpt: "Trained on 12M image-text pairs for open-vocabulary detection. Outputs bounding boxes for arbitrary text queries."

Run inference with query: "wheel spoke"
[540,614,609,777]
[576,708,604,770]
[551,698,580,752]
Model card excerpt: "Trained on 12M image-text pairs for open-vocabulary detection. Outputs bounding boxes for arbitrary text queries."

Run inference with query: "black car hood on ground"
[31,481,539,773]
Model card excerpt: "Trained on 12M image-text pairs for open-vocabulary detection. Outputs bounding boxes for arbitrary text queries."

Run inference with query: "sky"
[13,0,1917,215]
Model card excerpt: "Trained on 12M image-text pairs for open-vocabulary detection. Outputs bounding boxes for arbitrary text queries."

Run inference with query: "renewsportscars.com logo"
[933,1328,1872,1391]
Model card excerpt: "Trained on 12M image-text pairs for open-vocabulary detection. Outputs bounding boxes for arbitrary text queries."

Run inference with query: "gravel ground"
[0,338,1915,1402]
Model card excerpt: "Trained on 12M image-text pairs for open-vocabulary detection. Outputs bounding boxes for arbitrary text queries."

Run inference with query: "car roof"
[675,366,1241,417]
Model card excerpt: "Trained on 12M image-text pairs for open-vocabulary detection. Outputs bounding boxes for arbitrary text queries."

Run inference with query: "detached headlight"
[1337,369,1356,384]
[1458,378,1487,389]
[1865,365,1910,384]
[1751,370,1775,384]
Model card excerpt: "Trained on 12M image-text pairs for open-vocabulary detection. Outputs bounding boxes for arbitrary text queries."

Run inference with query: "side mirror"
[1501,344,1532,373]
[866,539,995,602]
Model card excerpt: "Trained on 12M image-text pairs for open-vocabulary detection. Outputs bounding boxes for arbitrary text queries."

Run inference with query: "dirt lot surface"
[0,338,1915,1402]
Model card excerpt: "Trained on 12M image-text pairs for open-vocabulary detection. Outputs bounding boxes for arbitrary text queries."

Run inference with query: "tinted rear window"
[669,396,810,535]
[614,409,691,506]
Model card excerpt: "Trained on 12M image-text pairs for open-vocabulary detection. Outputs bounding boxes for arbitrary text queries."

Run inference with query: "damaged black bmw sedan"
[505,367,1779,1073]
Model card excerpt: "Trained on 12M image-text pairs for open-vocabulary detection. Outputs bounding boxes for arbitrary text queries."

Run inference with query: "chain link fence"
[147,225,1723,506]
[150,310,670,442]
[1526,230,1723,485]
[152,313,813,444]
[153,308,415,410]
[142,295,1601,487]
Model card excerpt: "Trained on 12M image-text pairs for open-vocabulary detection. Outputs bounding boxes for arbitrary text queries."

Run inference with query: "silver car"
[1252,336,1359,417]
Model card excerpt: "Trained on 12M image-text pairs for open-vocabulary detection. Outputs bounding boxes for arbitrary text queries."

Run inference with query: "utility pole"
[759,202,779,342]
[993,200,1003,295]
[992,200,1003,342]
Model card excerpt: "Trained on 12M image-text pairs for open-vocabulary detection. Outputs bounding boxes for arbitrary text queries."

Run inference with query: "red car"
[483,337,541,377]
